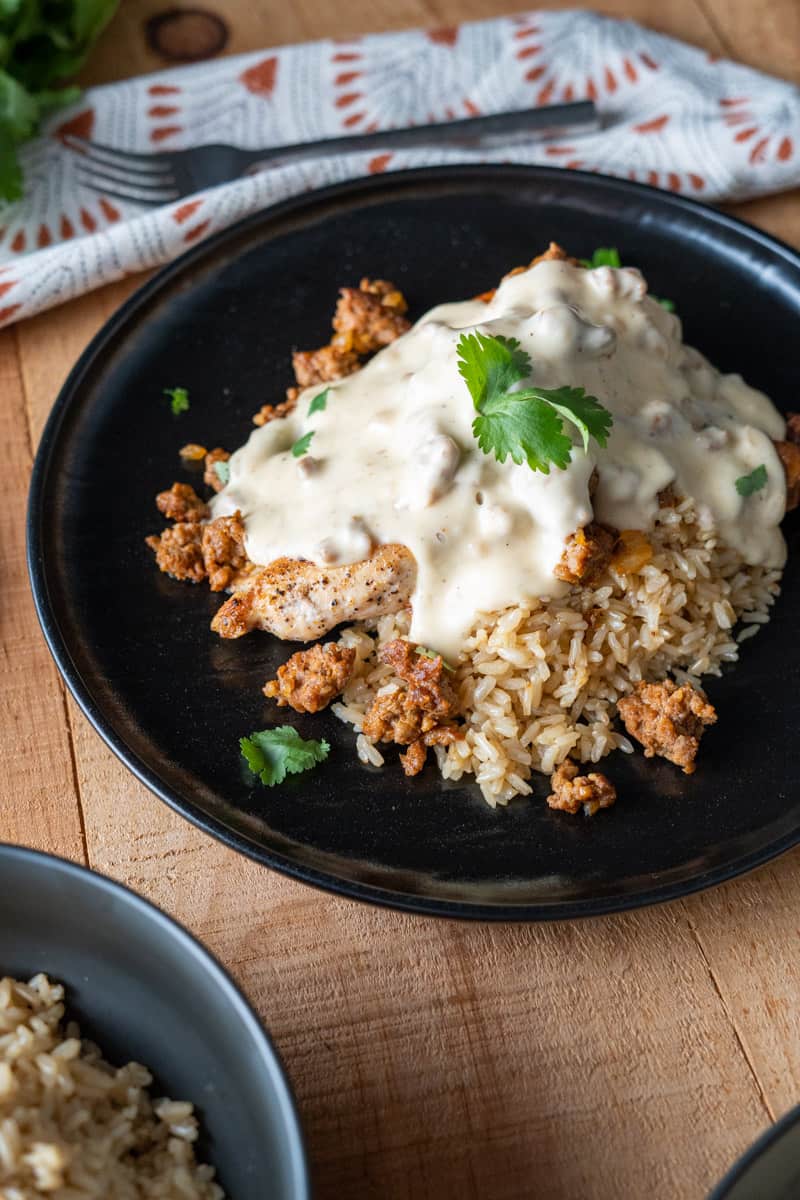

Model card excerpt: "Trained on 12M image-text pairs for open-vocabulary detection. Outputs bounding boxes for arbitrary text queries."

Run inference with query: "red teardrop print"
[427,27,458,47]
[80,208,97,232]
[0,279,17,299]
[240,56,278,96]
[184,220,211,243]
[777,137,793,161]
[335,71,361,85]
[0,304,21,324]
[525,65,546,82]
[10,230,25,253]
[633,114,670,134]
[37,224,52,248]
[369,154,393,174]
[173,200,203,224]
[150,126,182,142]
[60,215,75,239]
[335,92,363,108]
[149,84,181,95]
[148,105,179,117]
[55,108,95,142]
[99,199,120,222]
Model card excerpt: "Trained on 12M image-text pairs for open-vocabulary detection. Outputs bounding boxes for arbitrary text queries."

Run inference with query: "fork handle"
[238,101,598,172]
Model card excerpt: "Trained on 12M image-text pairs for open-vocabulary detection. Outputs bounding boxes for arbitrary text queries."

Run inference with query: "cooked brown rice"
[332,497,781,806]
[0,974,223,1199]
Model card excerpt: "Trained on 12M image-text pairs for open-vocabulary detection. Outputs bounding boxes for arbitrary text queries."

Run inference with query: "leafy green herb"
[0,1,119,202]
[414,645,455,673]
[214,460,230,485]
[735,464,768,497]
[240,726,330,788]
[456,332,613,474]
[579,247,622,269]
[653,296,676,313]
[308,388,329,417]
[164,386,189,416]
[291,431,314,457]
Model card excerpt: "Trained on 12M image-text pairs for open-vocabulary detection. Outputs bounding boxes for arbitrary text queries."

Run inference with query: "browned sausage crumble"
[361,639,462,776]
[145,523,206,584]
[553,522,618,585]
[264,643,356,714]
[547,760,617,816]
[201,512,249,592]
[155,482,209,524]
[617,679,717,774]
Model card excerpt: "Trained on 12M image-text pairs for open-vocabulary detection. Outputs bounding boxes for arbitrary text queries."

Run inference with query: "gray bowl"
[709,1106,800,1200]
[0,844,309,1199]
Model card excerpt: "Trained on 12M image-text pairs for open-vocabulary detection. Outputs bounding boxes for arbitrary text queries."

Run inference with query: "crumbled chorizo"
[547,760,617,816]
[201,512,249,592]
[155,482,209,523]
[146,523,206,584]
[617,679,717,774]
[204,447,230,492]
[332,284,411,355]
[785,413,800,445]
[292,343,360,390]
[774,439,800,511]
[179,442,207,462]
[554,522,618,585]
[377,639,459,718]
[398,726,460,777]
[263,642,356,714]
[253,395,299,426]
[362,691,439,745]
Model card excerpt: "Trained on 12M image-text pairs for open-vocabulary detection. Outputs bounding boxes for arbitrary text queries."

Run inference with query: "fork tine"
[72,154,177,189]
[77,169,179,207]
[63,135,174,175]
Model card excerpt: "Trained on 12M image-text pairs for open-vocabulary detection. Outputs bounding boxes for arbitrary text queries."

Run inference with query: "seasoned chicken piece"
[547,760,616,816]
[155,482,209,523]
[617,679,717,774]
[264,642,356,713]
[210,543,416,641]
[554,522,618,585]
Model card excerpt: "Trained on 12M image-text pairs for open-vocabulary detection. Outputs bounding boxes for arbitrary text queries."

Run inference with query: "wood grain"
[6,1,800,1197]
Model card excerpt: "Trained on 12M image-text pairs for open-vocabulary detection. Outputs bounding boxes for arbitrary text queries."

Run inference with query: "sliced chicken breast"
[210,543,416,641]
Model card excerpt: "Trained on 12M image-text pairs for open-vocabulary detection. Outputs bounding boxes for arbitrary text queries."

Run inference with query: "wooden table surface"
[4,2,800,1196]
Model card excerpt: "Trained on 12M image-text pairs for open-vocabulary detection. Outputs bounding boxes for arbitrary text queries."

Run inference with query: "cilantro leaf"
[473,391,573,474]
[579,247,622,269]
[164,386,189,416]
[456,331,531,408]
[735,464,768,497]
[240,726,330,788]
[456,332,613,474]
[308,388,329,416]
[291,431,314,457]
[540,386,613,453]
[214,459,230,485]
[414,645,455,672]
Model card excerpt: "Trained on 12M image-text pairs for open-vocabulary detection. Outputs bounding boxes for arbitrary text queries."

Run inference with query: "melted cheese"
[212,260,787,659]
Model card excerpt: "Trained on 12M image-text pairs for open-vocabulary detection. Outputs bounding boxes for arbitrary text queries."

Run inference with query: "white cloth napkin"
[1,8,798,328]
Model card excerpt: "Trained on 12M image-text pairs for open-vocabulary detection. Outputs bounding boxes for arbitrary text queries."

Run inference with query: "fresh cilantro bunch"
[456,332,612,474]
[240,726,330,787]
[0,0,119,202]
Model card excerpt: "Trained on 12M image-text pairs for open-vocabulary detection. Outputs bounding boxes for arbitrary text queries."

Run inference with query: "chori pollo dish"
[147,245,799,811]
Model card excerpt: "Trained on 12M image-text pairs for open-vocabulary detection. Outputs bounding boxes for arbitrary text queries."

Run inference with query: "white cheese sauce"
[212,260,787,659]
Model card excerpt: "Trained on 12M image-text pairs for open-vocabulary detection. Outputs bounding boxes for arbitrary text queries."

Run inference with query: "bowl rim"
[0,841,310,1200]
[708,1104,800,1199]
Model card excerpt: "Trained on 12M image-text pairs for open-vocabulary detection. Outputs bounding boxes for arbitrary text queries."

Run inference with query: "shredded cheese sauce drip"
[213,260,786,659]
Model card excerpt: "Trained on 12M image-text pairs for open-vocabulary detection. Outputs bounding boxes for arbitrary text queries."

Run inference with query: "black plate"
[27,165,800,920]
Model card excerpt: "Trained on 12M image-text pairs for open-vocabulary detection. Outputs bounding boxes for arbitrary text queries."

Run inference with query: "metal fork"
[65,101,598,207]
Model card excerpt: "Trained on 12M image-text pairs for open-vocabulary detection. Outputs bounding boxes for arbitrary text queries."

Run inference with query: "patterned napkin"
[1,8,798,328]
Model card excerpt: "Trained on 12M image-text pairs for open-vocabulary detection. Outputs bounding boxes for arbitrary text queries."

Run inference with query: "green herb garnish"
[291,431,314,457]
[308,388,329,416]
[0,1,118,201]
[735,464,768,497]
[653,296,676,313]
[456,332,612,474]
[414,645,455,673]
[164,386,189,416]
[214,460,230,485]
[579,247,622,269]
[240,726,330,788]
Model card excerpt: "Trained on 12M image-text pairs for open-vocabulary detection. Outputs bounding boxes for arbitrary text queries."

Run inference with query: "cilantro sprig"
[308,388,329,416]
[240,726,330,787]
[456,332,612,474]
[164,386,189,416]
[291,431,314,458]
[735,464,768,497]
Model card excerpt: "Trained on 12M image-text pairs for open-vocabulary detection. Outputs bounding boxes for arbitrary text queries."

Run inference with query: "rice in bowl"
[0,974,223,1199]
[333,496,780,807]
